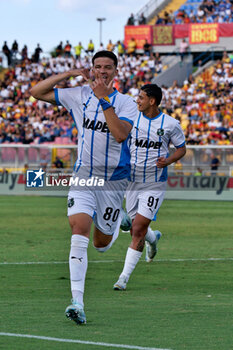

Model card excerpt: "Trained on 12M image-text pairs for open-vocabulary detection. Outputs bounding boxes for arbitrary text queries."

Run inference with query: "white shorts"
[126,181,166,221]
[67,179,128,235]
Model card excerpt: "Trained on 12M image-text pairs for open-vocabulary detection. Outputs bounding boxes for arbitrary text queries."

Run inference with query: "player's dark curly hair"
[141,84,162,106]
[92,50,118,67]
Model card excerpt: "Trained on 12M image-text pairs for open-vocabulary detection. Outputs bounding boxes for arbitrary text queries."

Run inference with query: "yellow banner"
[189,23,219,44]
[152,26,174,45]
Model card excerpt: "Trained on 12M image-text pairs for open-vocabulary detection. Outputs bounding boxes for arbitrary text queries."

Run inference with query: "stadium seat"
[28,148,38,162]
[61,137,72,144]
[55,137,63,144]
[1,148,16,162]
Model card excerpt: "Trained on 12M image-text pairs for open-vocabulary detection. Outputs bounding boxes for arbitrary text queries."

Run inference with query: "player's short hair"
[92,50,118,67]
[141,84,162,106]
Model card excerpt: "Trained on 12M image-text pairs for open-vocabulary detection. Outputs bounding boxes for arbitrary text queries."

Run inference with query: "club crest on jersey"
[157,128,164,136]
[68,198,74,208]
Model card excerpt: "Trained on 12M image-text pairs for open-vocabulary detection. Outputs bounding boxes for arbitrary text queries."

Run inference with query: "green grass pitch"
[0,195,232,350]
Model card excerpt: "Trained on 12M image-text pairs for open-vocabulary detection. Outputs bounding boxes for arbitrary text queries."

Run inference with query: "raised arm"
[30,69,90,105]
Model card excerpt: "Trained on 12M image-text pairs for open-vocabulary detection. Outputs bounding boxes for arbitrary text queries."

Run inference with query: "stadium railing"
[0,144,232,176]
[192,46,227,67]
[135,0,166,22]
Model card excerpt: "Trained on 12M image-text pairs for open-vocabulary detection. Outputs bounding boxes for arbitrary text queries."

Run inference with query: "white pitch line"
[0,261,68,265]
[158,257,233,262]
[0,257,233,266]
[0,332,172,350]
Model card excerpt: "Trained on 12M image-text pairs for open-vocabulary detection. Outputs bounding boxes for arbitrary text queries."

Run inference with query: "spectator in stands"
[203,0,215,16]
[53,156,64,169]
[153,52,163,74]
[97,43,105,51]
[128,83,139,97]
[21,45,28,61]
[185,126,200,144]
[175,11,185,24]
[106,40,115,52]
[0,168,9,174]
[0,130,5,144]
[33,43,43,63]
[147,53,156,75]
[127,38,137,56]
[163,11,170,25]
[22,124,34,144]
[210,153,220,174]
[222,50,230,63]
[64,41,72,57]
[74,42,84,59]
[183,13,191,24]
[127,13,135,25]
[38,126,54,144]
[86,39,95,55]
[56,41,63,57]
[138,13,146,25]
[225,0,232,20]
[179,39,189,61]
[2,41,12,66]
[155,15,164,25]
[194,167,203,176]
[11,40,18,57]
[143,39,151,56]
[168,10,174,23]
[116,40,125,56]
[197,6,205,21]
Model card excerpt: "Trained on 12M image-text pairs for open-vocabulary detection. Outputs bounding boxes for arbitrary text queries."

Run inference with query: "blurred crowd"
[127,0,233,25]
[161,52,233,145]
[1,39,160,67]
[0,39,232,146]
[172,0,233,25]
[0,40,165,145]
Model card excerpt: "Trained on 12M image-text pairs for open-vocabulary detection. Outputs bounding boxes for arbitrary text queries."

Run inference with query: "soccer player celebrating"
[114,84,186,291]
[30,51,137,324]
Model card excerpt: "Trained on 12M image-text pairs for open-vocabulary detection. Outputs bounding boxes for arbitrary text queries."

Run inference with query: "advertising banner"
[125,23,233,44]
[124,25,151,49]
[1,171,233,201]
[152,25,174,45]
[189,23,219,44]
